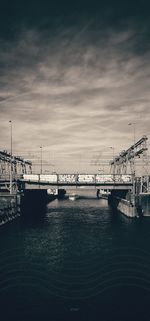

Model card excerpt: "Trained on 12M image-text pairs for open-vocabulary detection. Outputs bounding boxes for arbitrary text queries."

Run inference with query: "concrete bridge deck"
[19,181,133,190]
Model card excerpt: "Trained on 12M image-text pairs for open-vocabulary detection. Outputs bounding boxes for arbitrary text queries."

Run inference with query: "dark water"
[0,195,150,321]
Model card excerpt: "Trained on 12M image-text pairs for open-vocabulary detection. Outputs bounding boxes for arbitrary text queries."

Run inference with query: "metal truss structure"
[135,175,149,194]
[110,136,148,176]
[0,150,32,178]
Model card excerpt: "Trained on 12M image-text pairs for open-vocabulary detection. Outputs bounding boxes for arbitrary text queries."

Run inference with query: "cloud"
[0,23,150,172]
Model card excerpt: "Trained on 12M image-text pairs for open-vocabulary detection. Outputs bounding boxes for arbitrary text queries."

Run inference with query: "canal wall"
[0,190,57,225]
[108,189,150,218]
[0,193,21,226]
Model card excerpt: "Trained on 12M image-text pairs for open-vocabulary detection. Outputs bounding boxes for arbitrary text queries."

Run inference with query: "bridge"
[0,135,149,218]
[19,173,133,191]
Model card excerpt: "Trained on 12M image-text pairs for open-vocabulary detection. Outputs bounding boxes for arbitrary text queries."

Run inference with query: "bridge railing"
[0,174,24,181]
[22,174,133,184]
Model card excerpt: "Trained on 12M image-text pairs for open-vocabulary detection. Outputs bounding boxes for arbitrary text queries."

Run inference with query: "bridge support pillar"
[20,190,47,216]
[58,189,66,199]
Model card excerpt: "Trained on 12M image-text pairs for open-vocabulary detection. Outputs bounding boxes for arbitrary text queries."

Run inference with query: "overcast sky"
[0,0,150,172]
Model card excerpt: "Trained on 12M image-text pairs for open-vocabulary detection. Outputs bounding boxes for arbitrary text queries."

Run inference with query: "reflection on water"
[0,195,150,321]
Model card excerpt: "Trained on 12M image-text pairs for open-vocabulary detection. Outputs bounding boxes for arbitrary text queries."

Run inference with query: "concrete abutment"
[108,189,138,218]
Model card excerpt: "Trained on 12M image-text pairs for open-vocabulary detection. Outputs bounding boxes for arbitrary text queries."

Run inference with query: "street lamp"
[98,168,104,183]
[109,146,115,180]
[40,146,42,174]
[128,122,136,174]
[9,120,12,194]
[128,122,136,205]
[109,146,114,162]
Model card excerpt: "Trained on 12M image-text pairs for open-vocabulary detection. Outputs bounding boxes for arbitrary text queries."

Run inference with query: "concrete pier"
[108,190,139,218]
[111,196,138,218]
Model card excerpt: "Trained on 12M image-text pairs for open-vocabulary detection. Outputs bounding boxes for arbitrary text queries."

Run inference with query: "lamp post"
[40,146,42,174]
[9,120,12,194]
[109,146,115,180]
[128,122,136,175]
[109,146,114,162]
[128,122,136,205]
[98,168,104,186]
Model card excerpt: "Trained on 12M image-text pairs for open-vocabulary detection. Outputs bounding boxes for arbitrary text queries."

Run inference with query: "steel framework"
[0,150,32,178]
[110,136,148,176]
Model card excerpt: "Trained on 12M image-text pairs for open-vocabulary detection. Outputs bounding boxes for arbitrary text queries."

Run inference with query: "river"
[0,193,150,321]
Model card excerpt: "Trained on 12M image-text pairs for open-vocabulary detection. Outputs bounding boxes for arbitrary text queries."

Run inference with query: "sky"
[0,0,150,172]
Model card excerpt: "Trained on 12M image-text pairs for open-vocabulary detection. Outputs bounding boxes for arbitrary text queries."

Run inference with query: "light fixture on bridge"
[109,146,115,162]
[109,146,115,178]
[40,146,43,174]
[9,120,12,194]
[128,122,136,175]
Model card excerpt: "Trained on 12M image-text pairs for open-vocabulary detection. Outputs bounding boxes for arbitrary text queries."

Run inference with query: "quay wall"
[0,193,21,226]
[108,192,150,218]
